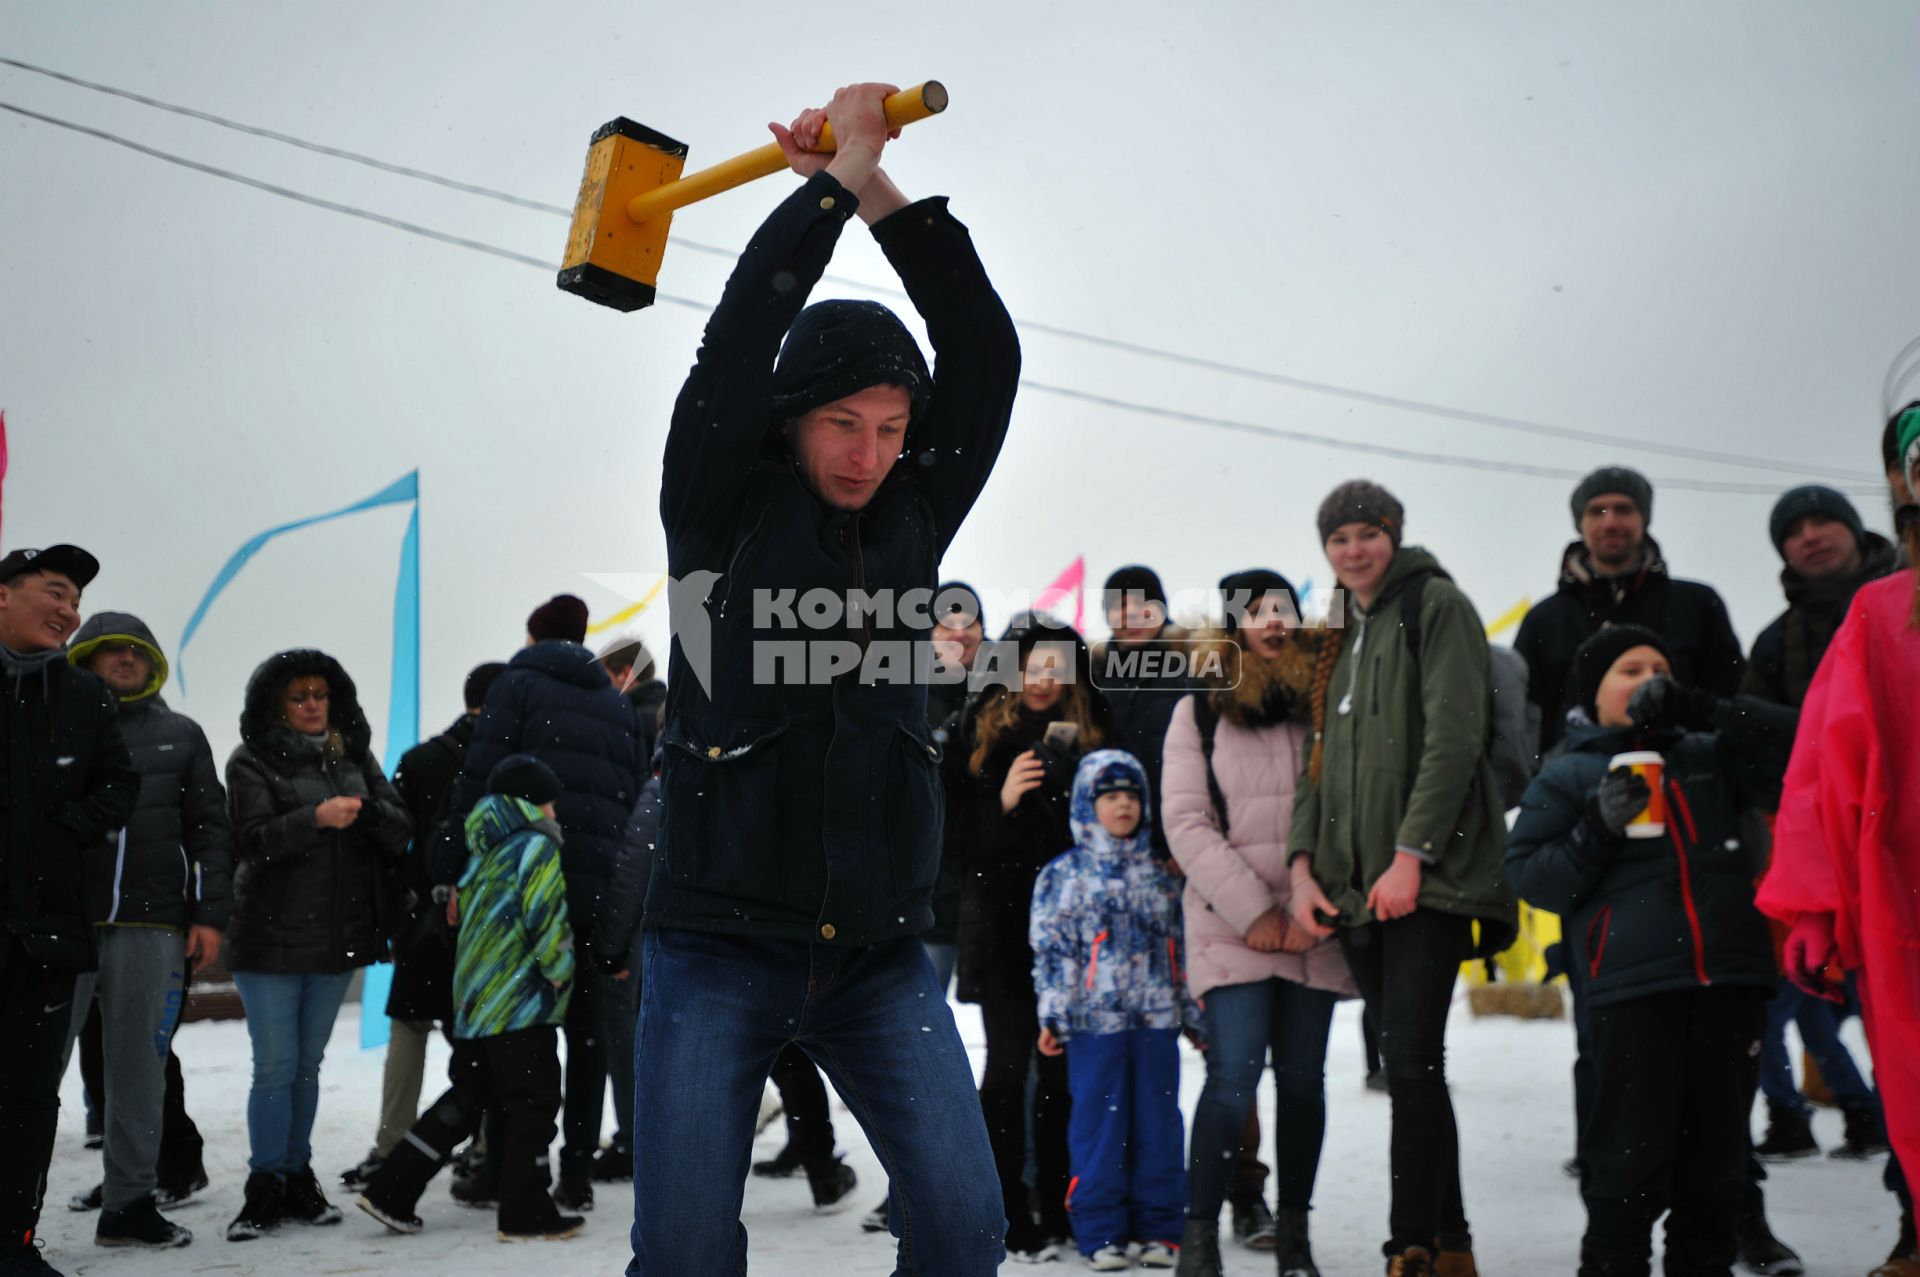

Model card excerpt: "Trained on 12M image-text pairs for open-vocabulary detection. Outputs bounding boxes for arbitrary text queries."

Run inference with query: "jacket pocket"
[1584,904,1612,979]
[886,719,944,898]
[658,712,791,907]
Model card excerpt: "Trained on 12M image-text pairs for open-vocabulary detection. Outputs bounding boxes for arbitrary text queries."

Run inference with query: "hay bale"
[1466,981,1565,1020]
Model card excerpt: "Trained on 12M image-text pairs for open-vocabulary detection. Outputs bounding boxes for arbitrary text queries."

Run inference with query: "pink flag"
[1033,555,1085,632]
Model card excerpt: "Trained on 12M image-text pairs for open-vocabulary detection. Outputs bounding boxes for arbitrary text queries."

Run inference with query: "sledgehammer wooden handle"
[624,82,947,225]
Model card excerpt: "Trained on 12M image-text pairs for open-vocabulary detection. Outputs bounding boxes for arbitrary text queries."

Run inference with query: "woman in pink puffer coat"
[1164,571,1354,1277]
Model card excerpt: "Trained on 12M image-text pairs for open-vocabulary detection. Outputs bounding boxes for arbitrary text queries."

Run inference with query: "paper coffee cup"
[1609,751,1666,839]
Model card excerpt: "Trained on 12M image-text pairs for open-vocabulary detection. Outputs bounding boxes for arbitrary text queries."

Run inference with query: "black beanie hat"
[1217,568,1299,631]
[1769,485,1865,558]
[934,580,985,630]
[463,661,508,711]
[487,754,562,807]
[1317,481,1404,547]
[527,594,589,645]
[1103,565,1168,611]
[770,300,931,424]
[1573,624,1670,721]
[1570,467,1654,530]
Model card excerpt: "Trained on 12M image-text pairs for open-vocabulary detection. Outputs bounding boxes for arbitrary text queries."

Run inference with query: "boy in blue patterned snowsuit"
[1031,750,1203,1270]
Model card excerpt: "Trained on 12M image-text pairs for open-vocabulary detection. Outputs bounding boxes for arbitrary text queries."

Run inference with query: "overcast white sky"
[3,1,1914,764]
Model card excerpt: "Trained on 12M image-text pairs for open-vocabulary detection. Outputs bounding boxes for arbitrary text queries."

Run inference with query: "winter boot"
[356,1137,439,1234]
[751,1142,807,1178]
[66,1184,101,1213]
[806,1156,858,1212]
[552,1171,594,1213]
[1086,1244,1131,1271]
[1174,1219,1223,1277]
[153,1169,210,1208]
[338,1148,385,1190]
[0,1231,65,1277]
[1386,1247,1435,1277]
[1434,1252,1479,1277]
[1832,1105,1892,1160]
[1138,1240,1178,1268]
[861,1194,892,1233]
[95,1198,192,1249]
[355,1188,423,1235]
[1273,1208,1321,1277]
[498,1203,585,1242]
[1734,1203,1805,1275]
[1754,1103,1818,1161]
[590,1140,633,1182]
[1232,1193,1277,1250]
[281,1165,343,1225]
[1869,1209,1920,1277]
[225,1171,284,1242]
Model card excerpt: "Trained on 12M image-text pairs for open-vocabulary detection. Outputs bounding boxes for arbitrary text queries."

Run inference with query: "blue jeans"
[1758,981,1876,1116]
[1065,1028,1185,1254]
[233,970,355,1175]
[1188,977,1338,1219]
[630,928,1004,1276]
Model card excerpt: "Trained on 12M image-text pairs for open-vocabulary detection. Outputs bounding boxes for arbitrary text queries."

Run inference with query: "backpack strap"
[1190,694,1230,837]
[1399,572,1434,662]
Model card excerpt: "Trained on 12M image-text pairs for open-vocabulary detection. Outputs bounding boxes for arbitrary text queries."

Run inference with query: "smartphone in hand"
[1042,721,1079,752]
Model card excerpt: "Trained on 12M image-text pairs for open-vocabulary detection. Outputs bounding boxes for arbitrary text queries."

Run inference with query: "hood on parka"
[1069,749,1153,860]
[239,648,374,761]
[67,611,169,702]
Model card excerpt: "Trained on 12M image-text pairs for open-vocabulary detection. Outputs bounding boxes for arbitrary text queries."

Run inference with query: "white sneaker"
[1137,1240,1177,1269]
[1085,1244,1130,1271]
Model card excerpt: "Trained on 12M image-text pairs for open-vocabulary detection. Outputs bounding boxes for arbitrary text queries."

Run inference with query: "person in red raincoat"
[1758,402,1920,1275]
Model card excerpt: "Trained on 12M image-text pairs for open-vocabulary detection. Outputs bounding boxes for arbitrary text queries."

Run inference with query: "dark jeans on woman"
[1188,977,1338,1221]
[1579,987,1766,1277]
[1339,909,1474,1256]
[978,992,1072,1237]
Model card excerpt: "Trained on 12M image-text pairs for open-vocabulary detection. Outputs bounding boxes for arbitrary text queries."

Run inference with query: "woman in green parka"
[1286,480,1516,1277]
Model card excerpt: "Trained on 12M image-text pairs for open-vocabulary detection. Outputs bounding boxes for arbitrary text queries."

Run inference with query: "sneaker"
[1833,1106,1892,1160]
[1387,1247,1435,1277]
[1084,1243,1129,1270]
[96,1198,192,1249]
[807,1157,858,1213]
[1735,1209,1805,1276]
[1230,1195,1276,1250]
[1755,1104,1819,1161]
[451,1175,498,1210]
[1,1230,65,1276]
[751,1143,807,1178]
[860,1196,891,1234]
[66,1183,102,1213]
[590,1141,633,1183]
[339,1149,385,1190]
[1138,1239,1178,1268]
[153,1172,210,1208]
[498,1211,585,1242]
[1006,1216,1058,1264]
[282,1166,343,1225]
[553,1172,595,1213]
[355,1191,423,1236]
[225,1172,284,1242]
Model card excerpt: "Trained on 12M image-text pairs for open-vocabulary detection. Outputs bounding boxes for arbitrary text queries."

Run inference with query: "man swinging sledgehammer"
[631,83,1018,1274]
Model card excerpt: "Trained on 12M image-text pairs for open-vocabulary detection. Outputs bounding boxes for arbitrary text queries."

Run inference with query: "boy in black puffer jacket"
[1506,624,1795,1277]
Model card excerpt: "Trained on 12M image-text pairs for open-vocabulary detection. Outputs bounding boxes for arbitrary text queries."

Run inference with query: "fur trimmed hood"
[1186,625,1321,727]
[238,648,374,765]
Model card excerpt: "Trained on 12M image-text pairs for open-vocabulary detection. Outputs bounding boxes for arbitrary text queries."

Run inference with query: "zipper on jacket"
[716,505,772,623]
[1664,778,1711,987]
[843,513,872,652]
[1085,929,1109,990]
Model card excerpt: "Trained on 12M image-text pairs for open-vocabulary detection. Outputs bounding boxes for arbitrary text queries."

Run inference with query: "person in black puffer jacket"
[947,612,1113,1261]
[63,612,233,1239]
[223,649,411,1243]
[431,594,646,1210]
[1506,625,1795,1277]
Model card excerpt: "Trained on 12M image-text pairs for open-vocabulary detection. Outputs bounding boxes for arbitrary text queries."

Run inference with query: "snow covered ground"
[39,991,1893,1275]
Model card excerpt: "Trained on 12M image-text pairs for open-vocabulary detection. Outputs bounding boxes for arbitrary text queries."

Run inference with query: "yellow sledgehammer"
[557,82,949,312]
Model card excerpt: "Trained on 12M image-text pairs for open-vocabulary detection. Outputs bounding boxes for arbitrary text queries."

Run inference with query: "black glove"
[1627,675,1717,733]
[1585,768,1651,842]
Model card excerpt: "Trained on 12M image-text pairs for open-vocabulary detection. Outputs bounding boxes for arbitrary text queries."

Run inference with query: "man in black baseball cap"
[0,540,138,1274]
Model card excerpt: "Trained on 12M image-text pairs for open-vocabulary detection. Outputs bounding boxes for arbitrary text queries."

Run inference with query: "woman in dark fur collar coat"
[223,649,410,1243]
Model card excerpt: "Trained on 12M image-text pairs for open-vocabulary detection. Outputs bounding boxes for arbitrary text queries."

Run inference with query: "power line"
[0,97,1876,500]
[1,53,1879,485]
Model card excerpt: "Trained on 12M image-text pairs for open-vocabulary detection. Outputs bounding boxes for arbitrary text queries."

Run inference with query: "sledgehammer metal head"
[557,82,948,312]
